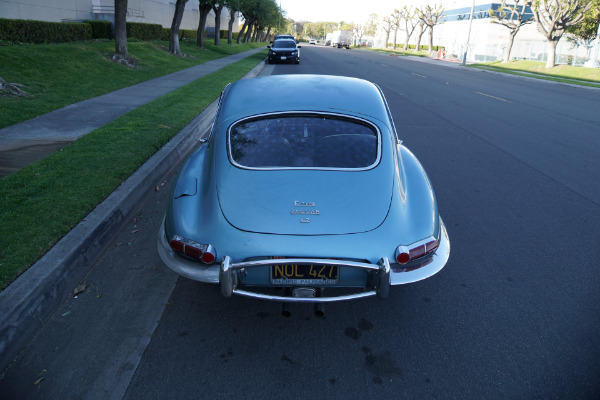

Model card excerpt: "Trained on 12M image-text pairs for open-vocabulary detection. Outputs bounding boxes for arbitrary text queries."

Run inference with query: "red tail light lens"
[169,235,217,264]
[200,245,216,264]
[395,237,439,264]
[395,246,410,264]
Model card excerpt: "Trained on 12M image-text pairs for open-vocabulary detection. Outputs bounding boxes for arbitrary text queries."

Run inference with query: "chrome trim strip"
[227,111,382,171]
[233,289,376,303]
[227,258,381,271]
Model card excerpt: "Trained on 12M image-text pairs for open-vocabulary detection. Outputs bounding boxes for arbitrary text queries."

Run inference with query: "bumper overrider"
[157,219,450,303]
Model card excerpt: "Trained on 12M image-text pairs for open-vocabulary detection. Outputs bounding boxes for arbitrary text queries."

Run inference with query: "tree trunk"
[169,0,188,55]
[428,26,434,54]
[115,0,128,57]
[546,39,558,68]
[252,25,260,42]
[237,20,248,44]
[213,4,224,46]
[197,4,211,49]
[415,25,424,52]
[228,9,235,45]
[244,20,254,43]
[393,29,398,49]
[503,30,518,63]
[384,32,390,48]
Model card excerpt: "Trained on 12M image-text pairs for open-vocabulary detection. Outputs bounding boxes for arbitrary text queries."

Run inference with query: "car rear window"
[228,114,379,169]
[273,40,296,48]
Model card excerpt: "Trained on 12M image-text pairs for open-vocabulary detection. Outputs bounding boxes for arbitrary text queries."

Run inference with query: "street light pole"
[461,0,475,66]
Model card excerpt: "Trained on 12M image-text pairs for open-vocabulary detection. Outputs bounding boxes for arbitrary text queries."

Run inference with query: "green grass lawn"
[470,60,600,87]
[366,47,432,58]
[0,41,267,290]
[364,47,600,87]
[0,40,266,128]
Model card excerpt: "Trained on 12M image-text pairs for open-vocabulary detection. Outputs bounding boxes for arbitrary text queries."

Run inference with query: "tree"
[489,0,534,62]
[212,2,225,46]
[364,14,379,39]
[381,16,393,47]
[226,0,241,45]
[114,0,128,57]
[401,6,419,51]
[169,0,189,55]
[531,0,594,68]
[414,19,426,51]
[566,0,600,41]
[418,4,445,54]
[391,9,402,49]
[197,0,214,49]
[353,24,365,46]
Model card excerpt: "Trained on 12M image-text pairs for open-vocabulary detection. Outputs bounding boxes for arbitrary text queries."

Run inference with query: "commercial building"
[373,0,599,66]
[0,0,239,33]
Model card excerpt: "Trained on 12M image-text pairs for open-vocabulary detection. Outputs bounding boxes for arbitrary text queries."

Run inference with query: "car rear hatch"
[216,168,393,235]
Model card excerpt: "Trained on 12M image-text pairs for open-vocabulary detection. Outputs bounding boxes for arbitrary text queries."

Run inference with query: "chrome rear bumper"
[157,218,449,303]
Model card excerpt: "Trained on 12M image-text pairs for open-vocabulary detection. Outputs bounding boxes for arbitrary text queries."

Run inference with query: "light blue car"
[157,74,450,308]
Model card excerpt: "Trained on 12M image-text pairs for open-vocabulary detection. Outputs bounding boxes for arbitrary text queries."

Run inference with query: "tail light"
[169,235,217,264]
[395,237,439,264]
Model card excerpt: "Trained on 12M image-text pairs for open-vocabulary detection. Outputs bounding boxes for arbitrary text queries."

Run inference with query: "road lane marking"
[411,73,427,78]
[475,91,511,102]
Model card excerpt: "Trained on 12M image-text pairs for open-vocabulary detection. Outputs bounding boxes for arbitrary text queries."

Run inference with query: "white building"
[0,0,239,33]
[373,1,599,66]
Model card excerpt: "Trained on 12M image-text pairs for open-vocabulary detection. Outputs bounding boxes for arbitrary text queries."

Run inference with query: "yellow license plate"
[271,263,339,285]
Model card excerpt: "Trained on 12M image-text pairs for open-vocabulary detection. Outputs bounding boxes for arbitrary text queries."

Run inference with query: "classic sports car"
[157,74,450,308]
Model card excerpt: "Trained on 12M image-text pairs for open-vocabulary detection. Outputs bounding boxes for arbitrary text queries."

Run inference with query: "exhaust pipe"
[314,287,325,317]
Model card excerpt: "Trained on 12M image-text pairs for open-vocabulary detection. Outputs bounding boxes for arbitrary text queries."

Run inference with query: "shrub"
[0,18,91,44]
[126,22,163,40]
[85,20,111,39]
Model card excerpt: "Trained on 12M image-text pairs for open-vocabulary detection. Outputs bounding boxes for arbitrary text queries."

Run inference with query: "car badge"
[291,201,319,222]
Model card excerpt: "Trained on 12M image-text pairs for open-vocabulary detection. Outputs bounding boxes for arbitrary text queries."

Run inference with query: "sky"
[278,0,396,24]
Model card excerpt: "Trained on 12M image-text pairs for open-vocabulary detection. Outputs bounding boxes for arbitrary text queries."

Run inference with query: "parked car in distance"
[267,39,301,64]
[157,74,450,310]
[309,39,316,45]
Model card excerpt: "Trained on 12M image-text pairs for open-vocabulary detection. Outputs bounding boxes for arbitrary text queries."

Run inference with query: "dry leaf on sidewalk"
[73,283,88,296]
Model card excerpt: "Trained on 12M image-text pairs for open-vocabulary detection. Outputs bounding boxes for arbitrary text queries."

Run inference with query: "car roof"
[220,75,391,124]
[272,38,296,44]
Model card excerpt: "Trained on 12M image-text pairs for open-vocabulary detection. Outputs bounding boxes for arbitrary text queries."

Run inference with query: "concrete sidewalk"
[0,47,266,177]
[0,53,267,375]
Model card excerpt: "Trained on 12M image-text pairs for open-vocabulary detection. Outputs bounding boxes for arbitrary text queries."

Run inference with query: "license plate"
[271,262,339,285]
[280,56,286,60]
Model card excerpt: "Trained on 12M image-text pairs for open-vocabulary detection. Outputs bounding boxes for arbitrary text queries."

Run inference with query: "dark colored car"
[267,39,301,64]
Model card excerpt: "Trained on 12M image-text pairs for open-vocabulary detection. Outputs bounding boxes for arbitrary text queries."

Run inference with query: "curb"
[0,59,266,373]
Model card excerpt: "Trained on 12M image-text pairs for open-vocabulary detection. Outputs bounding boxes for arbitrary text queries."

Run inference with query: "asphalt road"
[2,45,599,399]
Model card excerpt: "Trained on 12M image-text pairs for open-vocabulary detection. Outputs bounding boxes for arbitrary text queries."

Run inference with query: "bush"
[0,18,91,44]
[126,22,163,40]
[85,20,111,39]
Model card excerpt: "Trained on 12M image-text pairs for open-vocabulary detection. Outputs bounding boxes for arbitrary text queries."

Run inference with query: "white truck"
[331,30,352,49]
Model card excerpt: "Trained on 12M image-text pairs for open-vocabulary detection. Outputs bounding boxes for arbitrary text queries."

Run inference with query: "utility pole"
[461,0,475,66]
